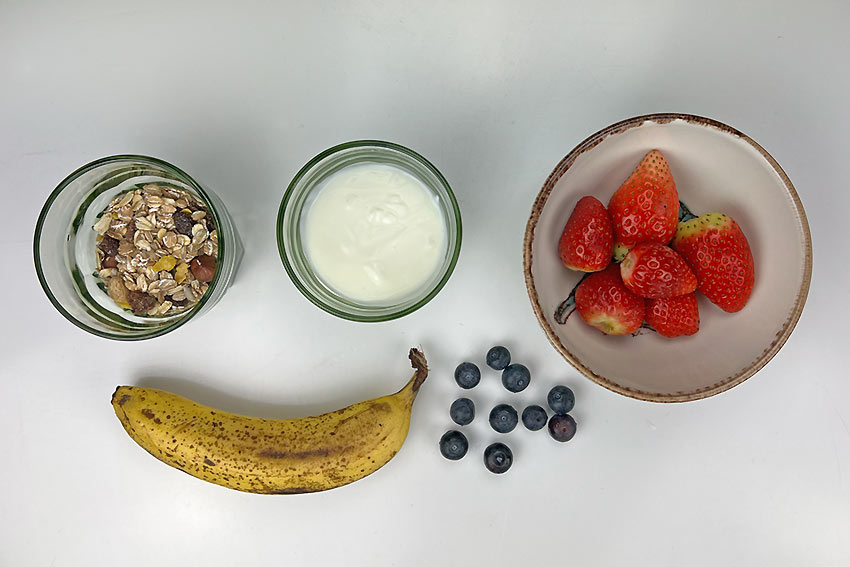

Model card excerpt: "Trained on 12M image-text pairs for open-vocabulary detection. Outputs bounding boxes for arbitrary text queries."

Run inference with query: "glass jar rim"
[277,140,462,322]
[33,154,227,340]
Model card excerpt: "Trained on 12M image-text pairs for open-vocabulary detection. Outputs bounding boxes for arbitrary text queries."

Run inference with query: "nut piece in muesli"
[92,184,218,316]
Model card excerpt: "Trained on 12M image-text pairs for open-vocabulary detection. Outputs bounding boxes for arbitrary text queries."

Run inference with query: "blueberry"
[450,398,475,426]
[439,430,469,460]
[547,385,575,415]
[483,442,513,474]
[486,346,511,370]
[548,414,577,442]
[501,364,530,393]
[454,362,481,389]
[521,405,548,431]
[489,404,518,433]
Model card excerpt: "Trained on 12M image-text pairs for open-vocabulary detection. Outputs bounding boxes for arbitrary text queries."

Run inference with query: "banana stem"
[406,348,428,397]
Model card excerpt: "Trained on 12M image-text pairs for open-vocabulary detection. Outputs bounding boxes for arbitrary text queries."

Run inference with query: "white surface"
[1,1,848,565]
[529,118,809,397]
[304,162,445,303]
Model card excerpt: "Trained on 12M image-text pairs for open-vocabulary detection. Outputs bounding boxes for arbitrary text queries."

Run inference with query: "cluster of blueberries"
[439,346,577,474]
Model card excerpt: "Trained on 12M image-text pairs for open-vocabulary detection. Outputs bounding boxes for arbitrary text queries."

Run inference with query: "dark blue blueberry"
[439,430,469,460]
[489,404,518,433]
[454,362,481,389]
[521,405,548,431]
[547,385,575,415]
[450,398,475,425]
[548,414,577,442]
[486,346,511,370]
[501,364,531,393]
[483,442,513,474]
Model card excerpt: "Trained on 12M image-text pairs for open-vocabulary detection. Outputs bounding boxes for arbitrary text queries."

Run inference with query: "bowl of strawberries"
[524,113,812,402]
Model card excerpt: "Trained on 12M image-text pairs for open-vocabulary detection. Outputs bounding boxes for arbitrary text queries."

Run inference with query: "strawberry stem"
[554,273,590,324]
[634,321,656,336]
[678,200,697,222]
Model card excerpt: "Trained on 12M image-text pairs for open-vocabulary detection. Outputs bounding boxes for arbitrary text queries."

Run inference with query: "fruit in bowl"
[556,148,754,339]
[524,114,811,402]
[672,212,755,313]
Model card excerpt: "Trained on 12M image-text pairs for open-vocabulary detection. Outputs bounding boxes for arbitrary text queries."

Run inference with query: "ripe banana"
[112,348,428,494]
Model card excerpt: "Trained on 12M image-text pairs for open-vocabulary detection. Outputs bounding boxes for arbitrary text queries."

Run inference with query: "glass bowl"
[34,155,242,340]
[277,140,462,322]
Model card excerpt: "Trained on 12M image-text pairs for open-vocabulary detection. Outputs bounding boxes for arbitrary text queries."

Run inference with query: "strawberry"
[671,212,754,313]
[608,149,679,248]
[645,293,700,337]
[575,264,645,335]
[558,196,614,272]
[619,242,697,298]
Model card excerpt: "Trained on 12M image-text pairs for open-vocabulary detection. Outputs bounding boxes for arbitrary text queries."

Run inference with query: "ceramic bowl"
[524,113,812,402]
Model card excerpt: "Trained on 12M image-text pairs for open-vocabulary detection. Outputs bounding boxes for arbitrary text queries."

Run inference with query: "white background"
[2,1,848,565]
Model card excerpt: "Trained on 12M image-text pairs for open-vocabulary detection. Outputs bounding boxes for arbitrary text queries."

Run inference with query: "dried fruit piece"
[152,254,178,272]
[174,262,190,284]
[173,211,194,236]
[99,235,120,256]
[102,255,118,269]
[190,254,216,283]
[107,277,129,305]
[127,290,157,315]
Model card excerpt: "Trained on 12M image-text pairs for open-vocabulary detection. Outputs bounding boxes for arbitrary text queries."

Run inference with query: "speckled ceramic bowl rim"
[523,113,813,403]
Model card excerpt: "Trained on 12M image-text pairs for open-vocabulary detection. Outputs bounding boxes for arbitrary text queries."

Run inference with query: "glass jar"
[277,140,462,322]
[34,155,242,340]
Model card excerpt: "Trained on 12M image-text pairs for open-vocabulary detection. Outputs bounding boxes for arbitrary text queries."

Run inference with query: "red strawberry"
[575,264,645,335]
[558,196,614,272]
[671,212,754,313]
[608,149,679,248]
[619,242,697,298]
[645,293,700,337]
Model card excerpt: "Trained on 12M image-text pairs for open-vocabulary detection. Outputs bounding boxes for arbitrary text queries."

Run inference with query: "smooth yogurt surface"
[302,163,447,303]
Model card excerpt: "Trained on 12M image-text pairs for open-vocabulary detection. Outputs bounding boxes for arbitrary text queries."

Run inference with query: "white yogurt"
[302,163,447,303]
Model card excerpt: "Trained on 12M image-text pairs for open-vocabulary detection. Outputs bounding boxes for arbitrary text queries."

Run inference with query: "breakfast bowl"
[34,155,242,340]
[524,113,812,402]
[278,140,462,322]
